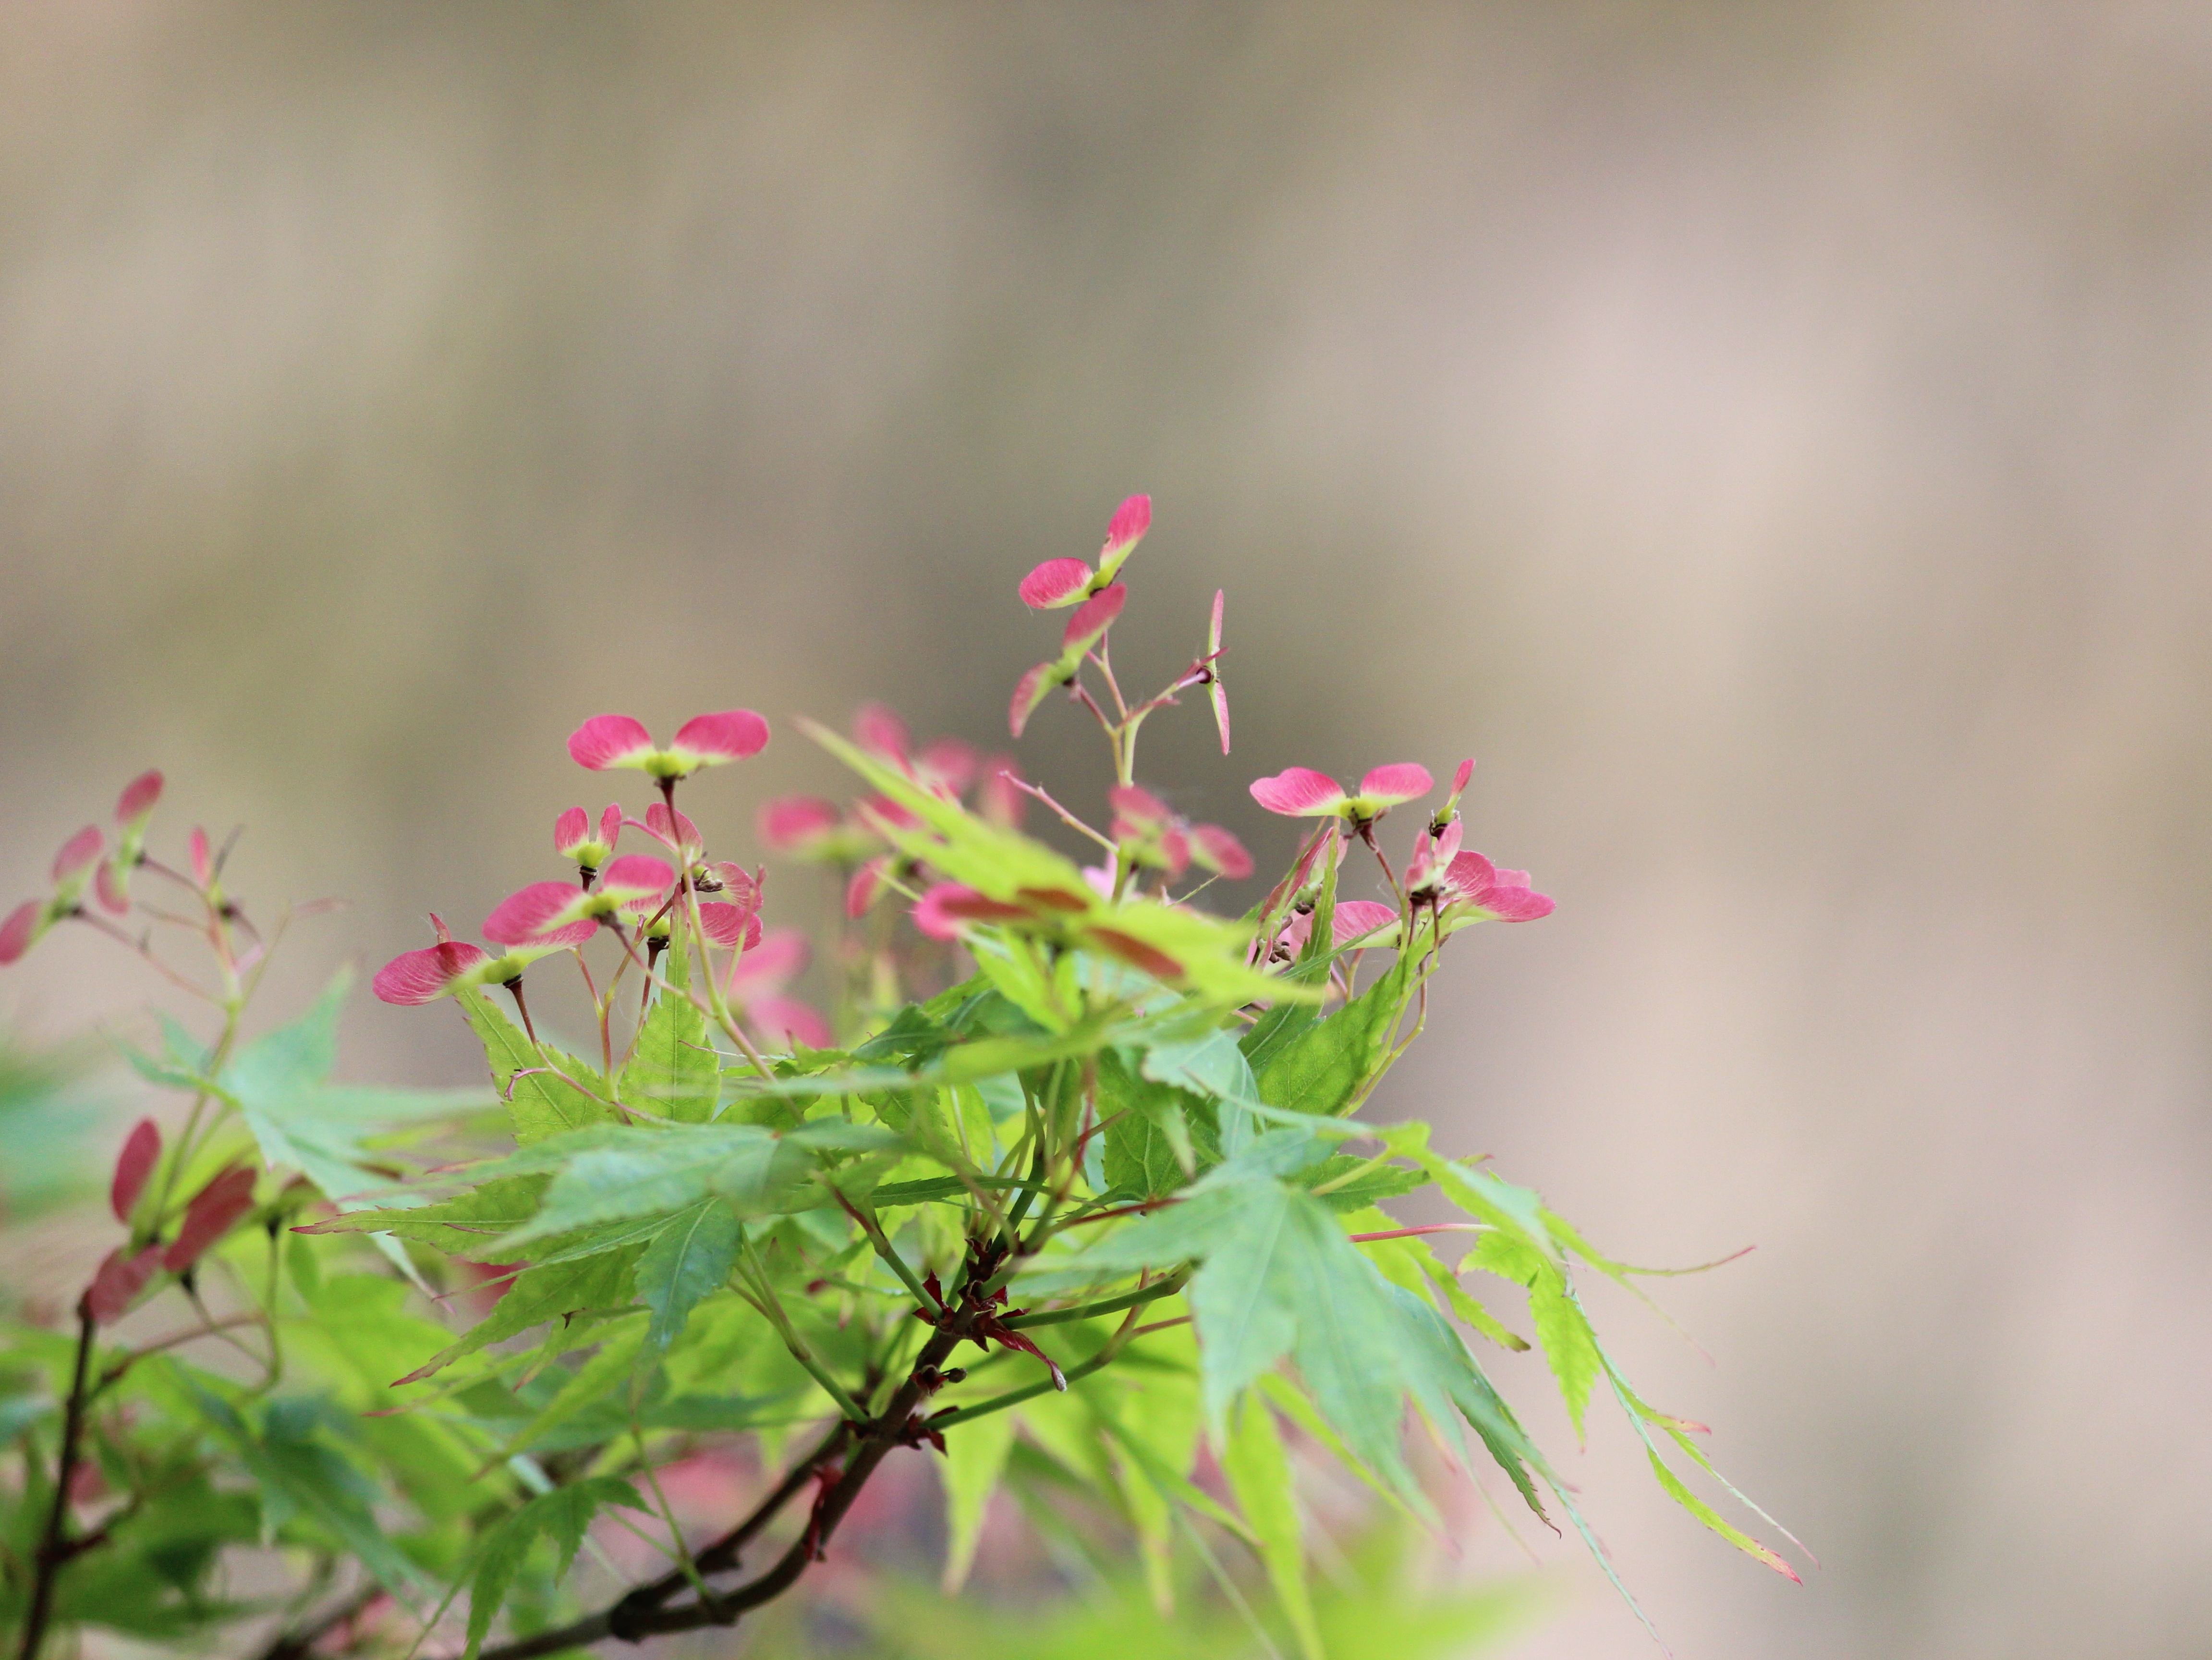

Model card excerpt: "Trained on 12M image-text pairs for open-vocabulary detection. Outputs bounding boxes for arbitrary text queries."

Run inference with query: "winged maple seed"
[0,491,1791,1660]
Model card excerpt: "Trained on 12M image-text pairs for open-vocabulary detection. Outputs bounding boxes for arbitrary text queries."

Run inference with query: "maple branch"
[466,1250,1062,1660]
[15,1310,97,1660]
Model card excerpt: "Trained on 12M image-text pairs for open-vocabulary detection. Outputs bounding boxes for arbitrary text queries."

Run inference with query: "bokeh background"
[3,4,2210,1656]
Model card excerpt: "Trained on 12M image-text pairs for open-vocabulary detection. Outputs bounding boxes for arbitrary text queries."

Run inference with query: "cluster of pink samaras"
[363,496,1550,1046]
[371,709,828,1051]
[0,769,168,965]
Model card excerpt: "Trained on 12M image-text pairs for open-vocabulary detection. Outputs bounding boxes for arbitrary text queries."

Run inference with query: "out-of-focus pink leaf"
[1191,824,1253,880]
[110,1118,162,1222]
[163,1166,259,1272]
[115,769,164,825]
[0,901,41,965]
[1009,662,1060,739]
[51,825,103,883]
[84,1245,163,1324]
[911,883,1030,940]
[748,995,832,1051]
[854,703,911,762]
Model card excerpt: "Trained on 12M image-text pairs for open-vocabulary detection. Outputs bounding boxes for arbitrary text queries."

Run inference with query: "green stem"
[738,1253,868,1424]
[840,1198,941,1318]
[924,1346,1117,1430]
[1002,1271,1188,1329]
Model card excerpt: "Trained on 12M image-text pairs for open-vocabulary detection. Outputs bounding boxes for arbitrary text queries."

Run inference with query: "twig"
[15,1310,97,1660]
[255,1581,385,1660]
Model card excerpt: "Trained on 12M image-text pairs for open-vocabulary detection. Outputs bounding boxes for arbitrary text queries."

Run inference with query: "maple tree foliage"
[0,499,1795,1660]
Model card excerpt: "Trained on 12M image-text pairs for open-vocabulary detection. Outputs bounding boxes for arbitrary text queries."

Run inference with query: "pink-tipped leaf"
[596,854,675,903]
[1060,583,1126,653]
[187,828,213,887]
[553,807,591,858]
[1019,558,1093,610]
[1353,763,1434,809]
[484,882,595,945]
[1207,590,1230,754]
[95,860,130,914]
[1441,850,1555,922]
[644,803,703,858]
[1009,662,1061,739]
[567,713,658,771]
[110,1119,162,1222]
[698,902,764,952]
[668,709,769,768]
[1249,768,1350,817]
[374,941,494,1004]
[1094,494,1151,582]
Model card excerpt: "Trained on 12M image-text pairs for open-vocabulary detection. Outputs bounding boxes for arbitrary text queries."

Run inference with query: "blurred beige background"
[3,3,2209,1656]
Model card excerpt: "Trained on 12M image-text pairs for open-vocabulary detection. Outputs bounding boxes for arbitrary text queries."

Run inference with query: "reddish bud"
[110,1118,162,1222]
[163,1166,259,1272]
[94,860,129,914]
[83,1245,163,1324]
[187,827,213,887]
